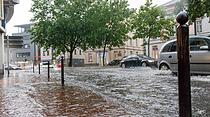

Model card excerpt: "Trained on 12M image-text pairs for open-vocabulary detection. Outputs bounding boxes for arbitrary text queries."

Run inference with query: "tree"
[188,0,210,21]
[188,0,210,35]
[30,0,96,67]
[87,0,133,66]
[132,0,175,56]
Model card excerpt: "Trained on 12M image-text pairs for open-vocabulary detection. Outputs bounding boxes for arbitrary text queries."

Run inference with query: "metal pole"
[38,62,40,74]
[33,60,35,73]
[48,61,50,81]
[176,11,191,117]
[7,35,9,77]
[61,56,64,86]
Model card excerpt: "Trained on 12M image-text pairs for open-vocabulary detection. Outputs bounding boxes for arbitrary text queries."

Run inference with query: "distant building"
[7,24,35,65]
[0,0,19,75]
[189,17,210,37]
[84,32,144,66]
[10,23,85,67]
[10,23,144,67]
[160,0,179,17]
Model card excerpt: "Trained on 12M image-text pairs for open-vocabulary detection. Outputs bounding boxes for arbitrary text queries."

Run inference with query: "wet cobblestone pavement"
[0,67,209,116]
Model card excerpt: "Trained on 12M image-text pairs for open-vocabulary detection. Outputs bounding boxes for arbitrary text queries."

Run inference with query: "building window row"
[74,49,82,55]
[16,52,30,58]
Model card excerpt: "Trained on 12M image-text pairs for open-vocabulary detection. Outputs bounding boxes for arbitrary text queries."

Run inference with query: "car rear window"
[162,41,174,52]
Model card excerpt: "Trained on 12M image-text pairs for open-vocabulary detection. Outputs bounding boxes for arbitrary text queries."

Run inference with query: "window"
[88,53,92,62]
[196,20,202,32]
[74,49,77,55]
[136,39,138,47]
[130,51,133,55]
[118,51,122,56]
[162,42,173,52]
[16,52,30,58]
[190,39,208,51]
[79,50,82,55]
[170,42,176,52]
[130,39,132,46]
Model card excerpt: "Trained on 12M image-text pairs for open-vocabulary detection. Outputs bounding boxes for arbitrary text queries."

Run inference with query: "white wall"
[189,17,210,36]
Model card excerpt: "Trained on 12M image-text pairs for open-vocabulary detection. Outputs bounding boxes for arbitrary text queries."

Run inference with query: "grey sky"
[6,0,170,35]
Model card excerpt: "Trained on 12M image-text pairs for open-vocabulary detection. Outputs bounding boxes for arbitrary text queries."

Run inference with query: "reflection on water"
[30,84,129,116]
[0,68,209,116]
[0,70,130,116]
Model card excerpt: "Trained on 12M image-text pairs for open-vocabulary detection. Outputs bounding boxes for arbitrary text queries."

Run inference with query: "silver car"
[158,36,210,74]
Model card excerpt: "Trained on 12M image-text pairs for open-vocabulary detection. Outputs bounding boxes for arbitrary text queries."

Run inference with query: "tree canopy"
[188,0,210,22]
[87,0,133,66]
[132,0,175,56]
[30,0,133,66]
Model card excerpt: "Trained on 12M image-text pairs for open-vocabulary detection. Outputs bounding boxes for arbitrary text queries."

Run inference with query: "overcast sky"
[6,0,170,35]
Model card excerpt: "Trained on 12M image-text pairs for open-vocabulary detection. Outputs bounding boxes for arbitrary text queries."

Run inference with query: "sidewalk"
[0,70,128,117]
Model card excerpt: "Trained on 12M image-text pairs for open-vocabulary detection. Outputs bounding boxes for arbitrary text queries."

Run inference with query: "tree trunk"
[102,44,106,66]
[68,51,73,67]
[194,21,197,35]
[147,38,150,57]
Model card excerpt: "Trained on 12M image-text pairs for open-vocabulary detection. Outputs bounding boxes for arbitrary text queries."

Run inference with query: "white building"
[0,0,19,75]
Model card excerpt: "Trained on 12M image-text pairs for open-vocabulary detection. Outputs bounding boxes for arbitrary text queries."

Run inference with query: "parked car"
[107,59,121,66]
[158,36,210,74]
[4,64,22,70]
[120,55,156,68]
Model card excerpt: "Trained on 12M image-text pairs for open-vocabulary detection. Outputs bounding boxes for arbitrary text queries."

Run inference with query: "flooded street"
[0,67,209,116]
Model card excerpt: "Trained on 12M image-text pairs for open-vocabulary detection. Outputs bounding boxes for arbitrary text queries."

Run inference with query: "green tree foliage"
[30,0,96,66]
[31,0,133,67]
[188,0,210,35]
[188,0,205,22]
[132,0,175,56]
[188,0,210,21]
[87,0,133,66]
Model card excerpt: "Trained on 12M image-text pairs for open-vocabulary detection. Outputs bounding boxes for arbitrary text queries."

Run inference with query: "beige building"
[84,32,144,66]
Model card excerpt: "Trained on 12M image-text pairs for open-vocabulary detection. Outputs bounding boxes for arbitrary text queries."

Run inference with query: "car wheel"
[160,64,169,70]
[141,62,147,67]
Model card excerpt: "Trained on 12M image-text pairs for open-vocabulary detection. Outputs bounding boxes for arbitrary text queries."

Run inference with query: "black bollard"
[176,11,191,117]
[33,61,35,73]
[61,56,64,86]
[38,62,40,74]
[48,61,50,81]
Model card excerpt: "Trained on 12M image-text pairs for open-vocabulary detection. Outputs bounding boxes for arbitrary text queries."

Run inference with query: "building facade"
[10,23,144,67]
[189,17,210,37]
[84,32,144,66]
[8,24,35,66]
[0,0,19,75]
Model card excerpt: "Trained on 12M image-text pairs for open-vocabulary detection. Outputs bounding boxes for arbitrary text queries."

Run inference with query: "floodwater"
[0,67,209,116]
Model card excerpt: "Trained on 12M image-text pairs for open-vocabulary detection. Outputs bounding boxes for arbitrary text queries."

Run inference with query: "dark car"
[107,59,121,66]
[120,55,156,68]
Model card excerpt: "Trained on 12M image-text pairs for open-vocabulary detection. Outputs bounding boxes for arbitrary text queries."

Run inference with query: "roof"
[14,23,34,28]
